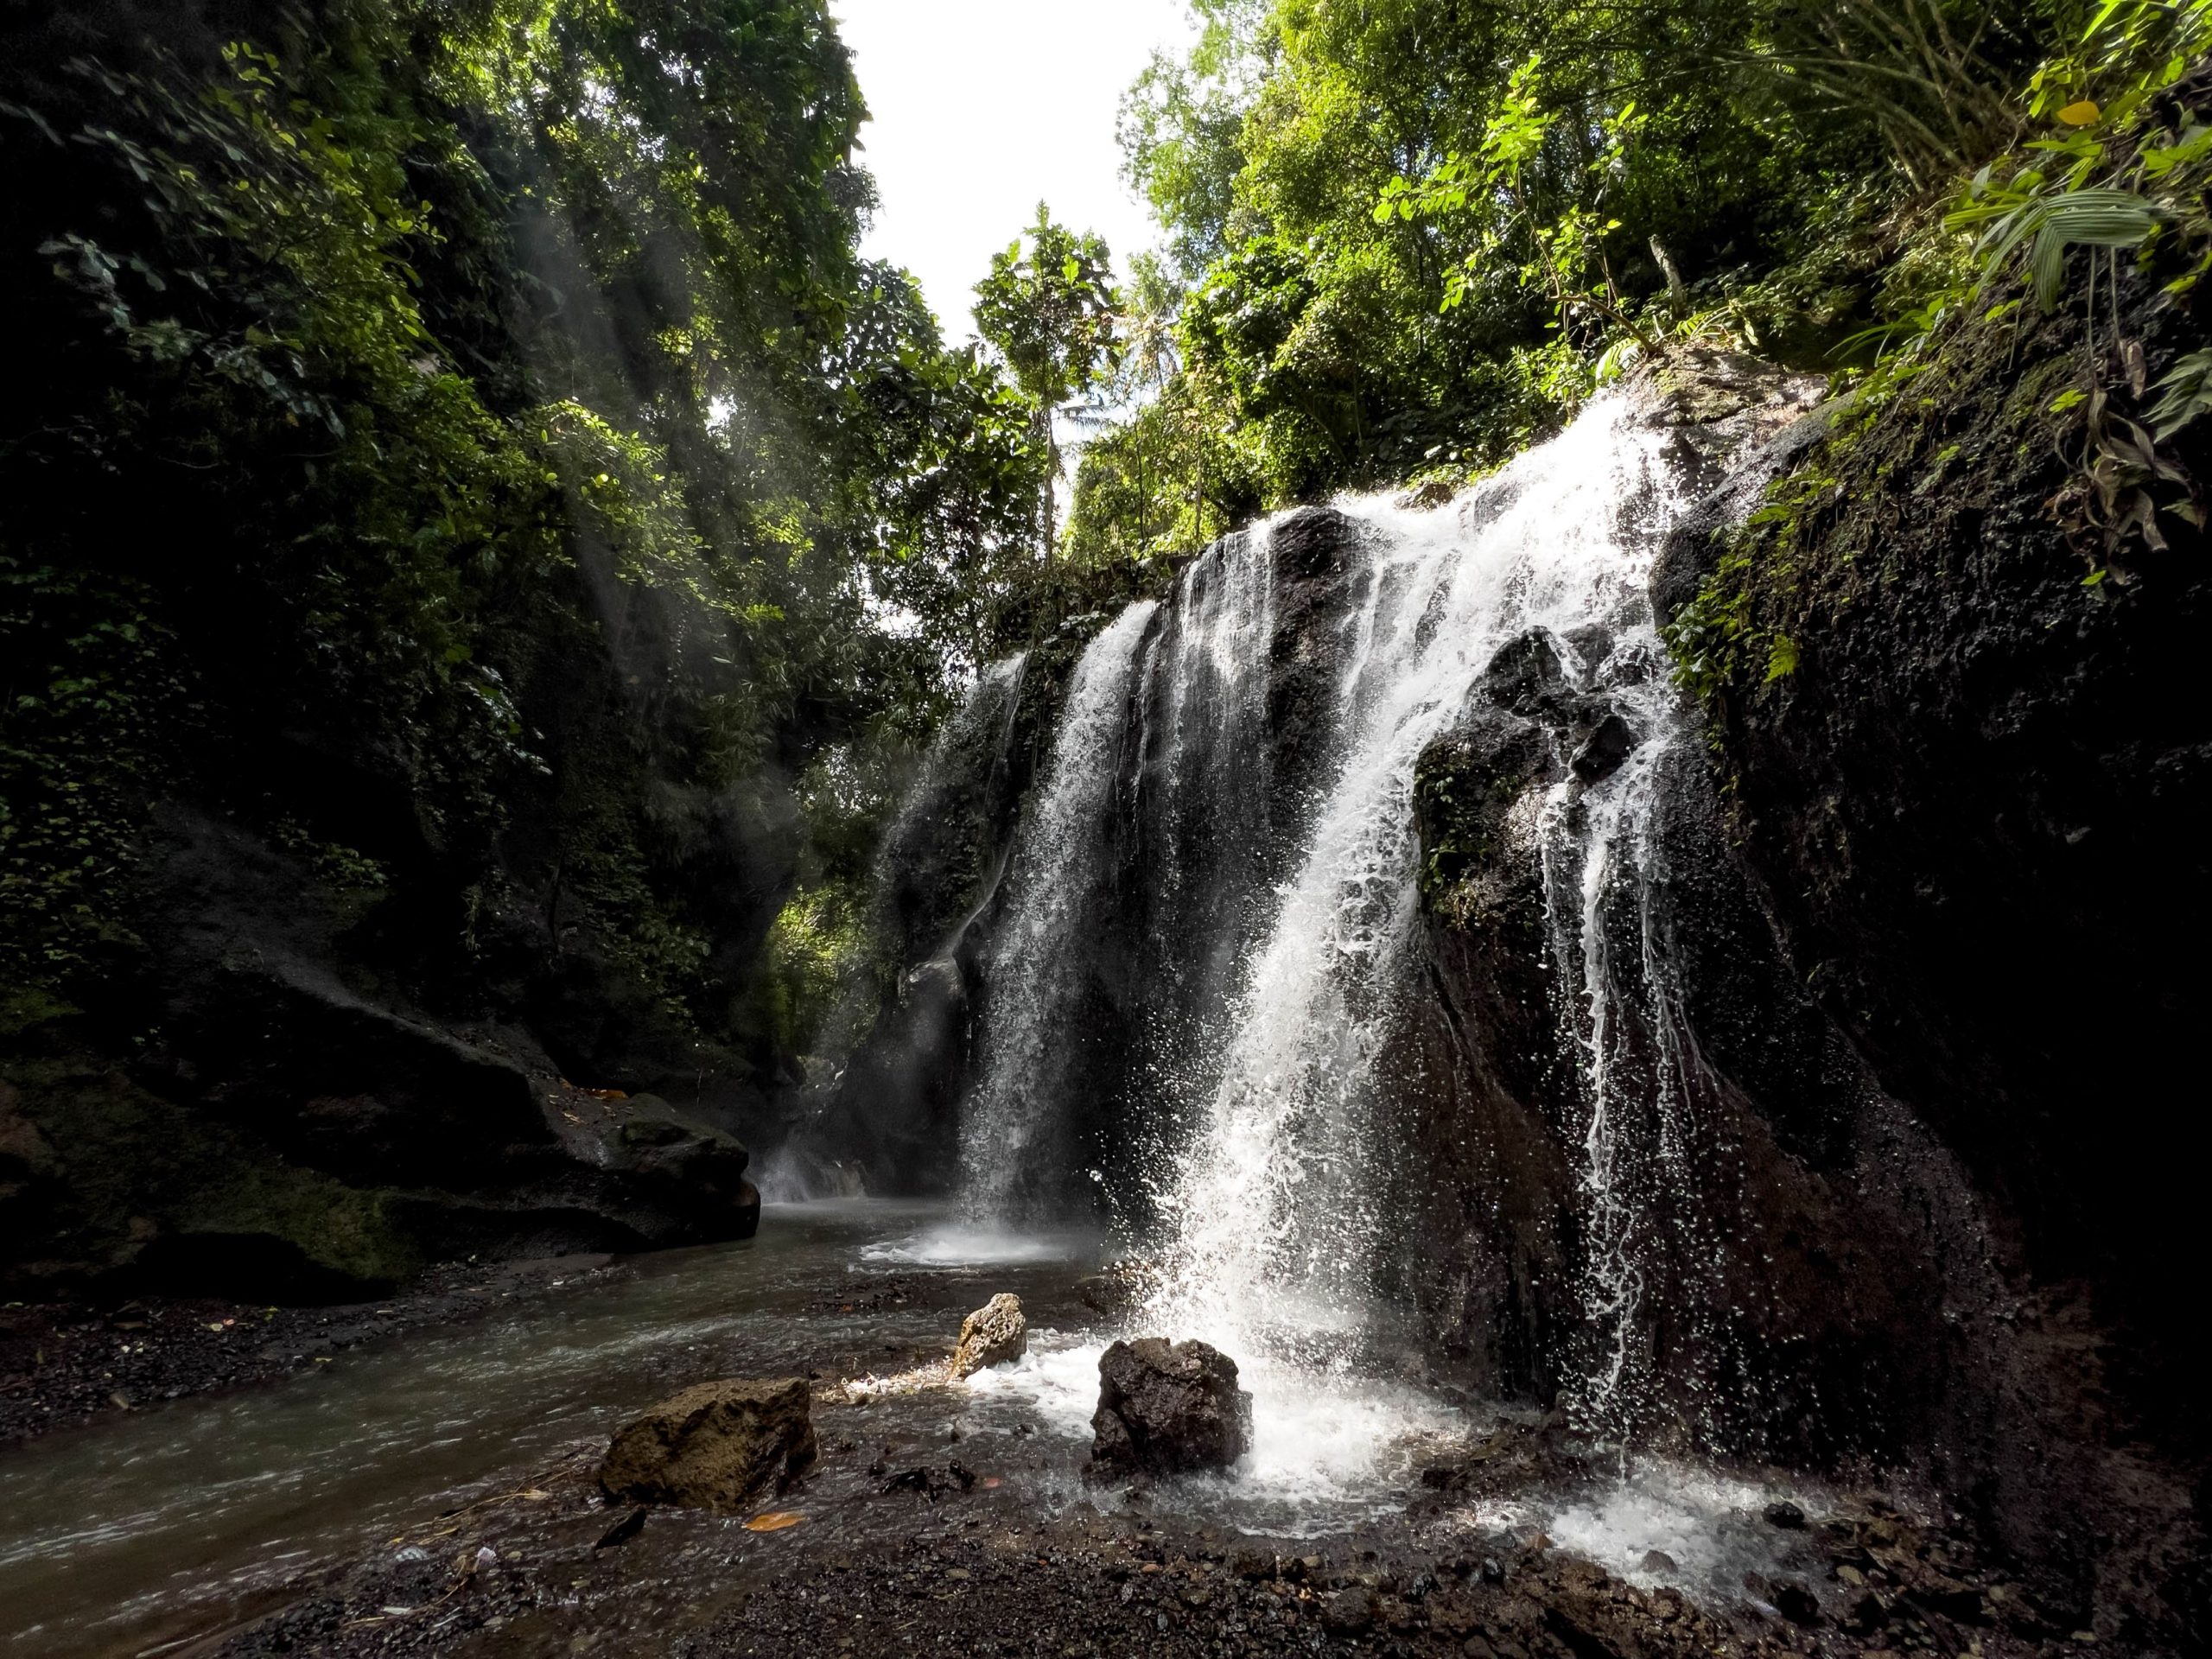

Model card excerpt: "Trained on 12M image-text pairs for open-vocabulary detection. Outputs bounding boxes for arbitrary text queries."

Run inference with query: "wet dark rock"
[1643,346,1821,430]
[593,1507,647,1551]
[1649,397,1840,628]
[1230,1548,1275,1580]
[950,1294,1027,1378]
[1319,1585,1376,1636]
[1414,704,1557,938]
[1481,630,1572,718]
[598,1377,817,1514]
[1400,366,1960,1456]
[1562,624,1614,678]
[1657,287,2212,1649]
[1763,1578,1821,1626]
[1641,1550,1679,1575]
[2,808,765,1308]
[1088,1338,1253,1478]
[1075,1261,1147,1318]
[601,1096,761,1235]
[1764,1500,1807,1530]
[1570,712,1637,783]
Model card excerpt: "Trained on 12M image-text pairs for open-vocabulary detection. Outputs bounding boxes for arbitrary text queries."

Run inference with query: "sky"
[832,0,1200,339]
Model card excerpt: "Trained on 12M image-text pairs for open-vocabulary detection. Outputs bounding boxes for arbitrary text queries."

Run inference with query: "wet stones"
[1319,1585,1376,1636]
[1075,1258,1147,1318]
[1087,1338,1254,1478]
[950,1293,1027,1378]
[1763,1499,1807,1530]
[1482,630,1573,719]
[1570,711,1637,783]
[598,1377,817,1514]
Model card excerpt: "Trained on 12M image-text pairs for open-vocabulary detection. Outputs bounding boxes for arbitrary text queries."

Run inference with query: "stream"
[0,1203,1072,1656]
[0,1201,1827,1659]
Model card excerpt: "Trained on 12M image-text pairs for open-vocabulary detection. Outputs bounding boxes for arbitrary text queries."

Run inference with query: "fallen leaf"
[746,1511,805,1533]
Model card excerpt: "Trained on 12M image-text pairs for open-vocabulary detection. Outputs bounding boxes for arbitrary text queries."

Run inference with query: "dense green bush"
[1072,0,2082,537]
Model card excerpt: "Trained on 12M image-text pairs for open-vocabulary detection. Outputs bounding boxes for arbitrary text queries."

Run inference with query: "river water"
[1,1205,1823,1657]
[0,1204,1456,1657]
[0,1204,1081,1656]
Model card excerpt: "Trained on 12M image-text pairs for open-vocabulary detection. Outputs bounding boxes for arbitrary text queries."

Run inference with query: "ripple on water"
[1535,1462,1829,1607]
[858,1224,1094,1267]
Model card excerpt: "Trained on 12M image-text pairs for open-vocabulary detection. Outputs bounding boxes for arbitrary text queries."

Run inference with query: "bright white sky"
[833,0,1200,338]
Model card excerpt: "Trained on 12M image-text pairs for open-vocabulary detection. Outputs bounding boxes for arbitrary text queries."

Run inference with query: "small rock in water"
[1764,1499,1808,1530]
[594,1508,647,1552]
[1768,1579,1821,1625]
[1320,1586,1377,1636]
[598,1377,817,1514]
[1075,1259,1148,1317]
[1641,1549,1679,1575]
[1087,1337,1253,1478]
[950,1294,1027,1378]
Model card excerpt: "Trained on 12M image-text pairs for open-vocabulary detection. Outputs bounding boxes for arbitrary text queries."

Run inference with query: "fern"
[1955,186,2166,310]
[2147,348,2212,437]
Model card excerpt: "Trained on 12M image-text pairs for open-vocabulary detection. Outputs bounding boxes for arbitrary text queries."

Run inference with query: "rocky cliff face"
[2,805,762,1303]
[1387,360,1974,1461]
[1644,297,2212,1645]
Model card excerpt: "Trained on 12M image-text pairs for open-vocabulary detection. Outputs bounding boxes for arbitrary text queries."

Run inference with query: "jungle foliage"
[1073,0,2093,554]
[0,0,1053,1076]
[9,0,2211,1090]
[1667,0,2212,704]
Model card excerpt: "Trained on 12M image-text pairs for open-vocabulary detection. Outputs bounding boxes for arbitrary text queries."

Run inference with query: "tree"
[970,203,1124,553]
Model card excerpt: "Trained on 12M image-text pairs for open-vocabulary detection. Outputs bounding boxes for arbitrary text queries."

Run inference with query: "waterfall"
[960,601,1160,1217]
[1143,397,1689,1376]
[952,390,1719,1430]
[1124,527,1283,1140]
[760,652,1030,1201]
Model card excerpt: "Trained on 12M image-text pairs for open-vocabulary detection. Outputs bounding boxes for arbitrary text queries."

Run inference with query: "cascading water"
[959,601,1160,1217]
[947,388,1749,1487]
[762,652,1029,1201]
[1143,397,1691,1379]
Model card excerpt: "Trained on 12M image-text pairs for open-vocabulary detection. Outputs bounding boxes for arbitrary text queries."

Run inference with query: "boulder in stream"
[1087,1337,1253,1478]
[598,1377,817,1513]
[950,1293,1028,1377]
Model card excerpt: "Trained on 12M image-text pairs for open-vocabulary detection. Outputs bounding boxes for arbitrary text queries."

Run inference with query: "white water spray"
[953,391,1729,1491]
[1145,398,1692,1383]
